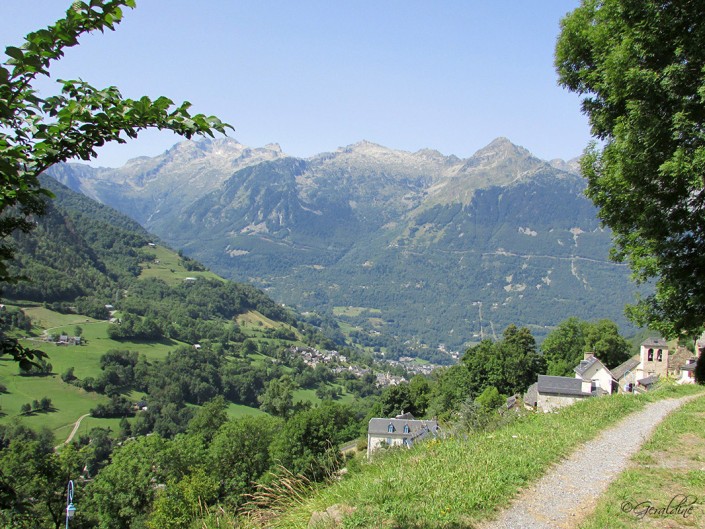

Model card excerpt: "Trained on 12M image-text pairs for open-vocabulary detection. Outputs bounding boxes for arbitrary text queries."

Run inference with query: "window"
[386,437,392,445]
[647,348,653,361]
[388,424,394,433]
[657,349,663,362]
[403,424,410,434]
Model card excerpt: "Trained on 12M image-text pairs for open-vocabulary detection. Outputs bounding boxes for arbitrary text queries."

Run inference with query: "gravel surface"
[479,395,698,529]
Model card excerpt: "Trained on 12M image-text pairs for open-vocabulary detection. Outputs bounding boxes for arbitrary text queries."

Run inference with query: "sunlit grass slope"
[272,384,704,529]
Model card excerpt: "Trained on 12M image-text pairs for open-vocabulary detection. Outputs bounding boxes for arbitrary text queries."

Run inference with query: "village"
[287,345,438,388]
[365,337,701,457]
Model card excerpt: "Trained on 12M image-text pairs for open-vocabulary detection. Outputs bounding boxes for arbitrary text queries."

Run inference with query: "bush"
[61,367,76,383]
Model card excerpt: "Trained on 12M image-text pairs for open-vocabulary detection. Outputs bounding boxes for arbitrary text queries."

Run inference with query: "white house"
[574,353,617,394]
[367,413,439,458]
[677,358,698,384]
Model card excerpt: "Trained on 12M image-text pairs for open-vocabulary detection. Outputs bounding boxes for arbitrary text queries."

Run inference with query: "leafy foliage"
[0,423,82,528]
[542,317,632,375]
[462,325,546,398]
[556,0,705,337]
[695,350,705,384]
[269,401,359,480]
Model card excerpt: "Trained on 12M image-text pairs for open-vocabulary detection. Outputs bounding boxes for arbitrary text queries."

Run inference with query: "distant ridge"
[48,137,637,350]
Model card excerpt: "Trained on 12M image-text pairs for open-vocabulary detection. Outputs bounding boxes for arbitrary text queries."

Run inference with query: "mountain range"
[49,137,639,350]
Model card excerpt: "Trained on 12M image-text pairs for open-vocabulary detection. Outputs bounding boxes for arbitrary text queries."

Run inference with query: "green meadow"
[0,309,187,443]
[0,301,302,443]
[137,244,223,285]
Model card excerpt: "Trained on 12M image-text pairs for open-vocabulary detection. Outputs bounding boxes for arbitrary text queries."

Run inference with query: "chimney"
[584,352,595,361]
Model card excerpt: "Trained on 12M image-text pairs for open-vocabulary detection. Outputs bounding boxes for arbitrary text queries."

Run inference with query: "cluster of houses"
[290,346,417,388]
[288,346,347,367]
[375,372,407,387]
[524,338,698,412]
[331,364,371,378]
[385,357,436,376]
[49,334,82,346]
[366,337,700,456]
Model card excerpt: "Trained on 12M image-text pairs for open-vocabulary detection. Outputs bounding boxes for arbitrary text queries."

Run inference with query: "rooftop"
[641,337,668,348]
[574,355,600,377]
[368,417,439,437]
[611,356,640,380]
[537,375,589,397]
[638,374,659,387]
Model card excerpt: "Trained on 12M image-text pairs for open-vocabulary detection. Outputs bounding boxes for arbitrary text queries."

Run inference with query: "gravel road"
[479,395,699,529]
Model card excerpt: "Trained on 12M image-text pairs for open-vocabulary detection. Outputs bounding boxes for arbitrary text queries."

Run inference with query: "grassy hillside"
[138,244,223,285]
[0,303,296,443]
[266,384,704,529]
[1,287,355,445]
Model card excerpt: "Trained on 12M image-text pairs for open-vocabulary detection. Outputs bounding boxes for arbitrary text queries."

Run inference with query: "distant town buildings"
[287,346,443,387]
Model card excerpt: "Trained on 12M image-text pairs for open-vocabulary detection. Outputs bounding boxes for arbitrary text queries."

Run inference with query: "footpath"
[480,395,700,529]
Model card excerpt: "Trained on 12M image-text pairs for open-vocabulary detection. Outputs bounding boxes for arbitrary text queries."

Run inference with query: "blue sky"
[1,1,589,167]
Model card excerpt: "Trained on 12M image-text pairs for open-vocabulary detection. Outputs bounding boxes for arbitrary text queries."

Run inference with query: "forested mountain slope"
[50,137,640,348]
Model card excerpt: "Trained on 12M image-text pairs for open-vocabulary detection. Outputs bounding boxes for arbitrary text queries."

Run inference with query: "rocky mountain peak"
[549,157,582,175]
[470,137,535,165]
[338,140,394,157]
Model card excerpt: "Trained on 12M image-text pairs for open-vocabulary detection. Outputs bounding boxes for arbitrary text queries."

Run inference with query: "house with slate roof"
[677,358,698,384]
[367,413,439,458]
[533,374,592,412]
[611,356,641,392]
[528,338,685,411]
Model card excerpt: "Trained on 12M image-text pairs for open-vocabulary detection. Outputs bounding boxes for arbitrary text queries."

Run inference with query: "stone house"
[533,374,592,412]
[367,412,439,458]
[527,353,614,412]
[611,356,641,393]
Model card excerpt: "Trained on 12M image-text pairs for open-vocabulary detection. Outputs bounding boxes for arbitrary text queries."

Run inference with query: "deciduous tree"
[542,317,631,373]
[556,0,705,337]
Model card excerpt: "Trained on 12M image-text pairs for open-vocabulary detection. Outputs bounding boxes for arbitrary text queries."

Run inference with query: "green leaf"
[5,46,24,61]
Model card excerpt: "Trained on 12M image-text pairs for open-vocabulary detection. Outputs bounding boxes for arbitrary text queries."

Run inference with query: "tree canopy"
[542,317,631,375]
[555,0,705,337]
[0,0,230,366]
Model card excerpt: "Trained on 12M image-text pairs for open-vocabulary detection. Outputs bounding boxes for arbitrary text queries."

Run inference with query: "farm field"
[0,305,188,443]
[137,244,223,285]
